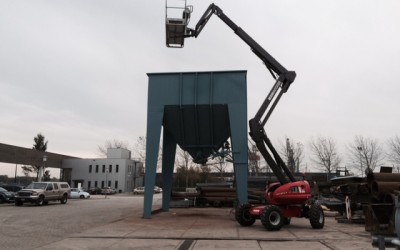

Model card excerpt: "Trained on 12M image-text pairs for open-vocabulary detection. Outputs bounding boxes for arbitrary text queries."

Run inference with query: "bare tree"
[279,137,304,174]
[248,140,261,176]
[388,135,400,165]
[175,147,196,188]
[309,136,341,174]
[195,164,211,183]
[98,139,131,156]
[348,135,385,176]
[209,156,229,177]
[205,142,233,177]
[132,136,146,163]
[132,136,162,172]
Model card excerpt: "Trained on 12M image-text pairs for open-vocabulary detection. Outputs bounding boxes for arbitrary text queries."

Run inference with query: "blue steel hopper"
[143,70,248,218]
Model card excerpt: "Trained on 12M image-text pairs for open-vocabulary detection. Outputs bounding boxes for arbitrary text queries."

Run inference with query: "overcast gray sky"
[1,0,399,177]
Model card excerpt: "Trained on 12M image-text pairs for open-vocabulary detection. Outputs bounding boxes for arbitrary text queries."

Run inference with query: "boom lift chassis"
[166,2,325,231]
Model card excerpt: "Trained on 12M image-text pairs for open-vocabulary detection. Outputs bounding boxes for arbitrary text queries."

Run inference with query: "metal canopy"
[0,143,79,168]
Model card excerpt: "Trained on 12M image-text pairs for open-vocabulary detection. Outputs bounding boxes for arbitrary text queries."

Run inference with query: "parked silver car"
[154,186,163,193]
[133,187,145,195]
[101,187,117,195]
[133,186,162,194]
[70,188,90,199]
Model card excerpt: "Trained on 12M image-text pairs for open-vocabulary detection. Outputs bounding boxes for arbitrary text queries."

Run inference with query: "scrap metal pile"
[318,175,368,220]
[317,169,400,247]
[365,172,400,237]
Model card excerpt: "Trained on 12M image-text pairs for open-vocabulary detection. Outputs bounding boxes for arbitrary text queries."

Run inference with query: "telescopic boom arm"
[187,4,297,184]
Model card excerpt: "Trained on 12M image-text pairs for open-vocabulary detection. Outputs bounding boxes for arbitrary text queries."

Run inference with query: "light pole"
[127,171,131,192]
[105,166,109,198]
[357,146,363,177]
[133,164,137,190]
[39,155,47,182]
[15,163,17,184]
[14,149,17,183]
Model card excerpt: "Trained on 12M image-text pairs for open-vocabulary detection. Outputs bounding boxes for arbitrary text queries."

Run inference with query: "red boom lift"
[166,2,325,231]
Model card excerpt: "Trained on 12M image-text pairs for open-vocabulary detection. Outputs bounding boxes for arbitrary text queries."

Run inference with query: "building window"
[89,165,92,173]
[109,165,112,173]
[101,181,104,188]
[115,181,118,189]
[94,181,98,187]
[116,165,119,173]
[102,165,105,173]
[88,181,91,188]
[108,181,111,187]
[96,165,99,173]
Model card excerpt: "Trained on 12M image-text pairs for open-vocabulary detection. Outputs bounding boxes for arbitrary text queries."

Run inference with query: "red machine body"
[249,181,313,219]
[266,180,311,205]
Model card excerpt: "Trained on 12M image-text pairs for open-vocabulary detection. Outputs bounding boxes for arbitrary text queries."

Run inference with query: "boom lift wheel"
[261,205,284,231]
[309,204,325,229]
[235,203,256,226]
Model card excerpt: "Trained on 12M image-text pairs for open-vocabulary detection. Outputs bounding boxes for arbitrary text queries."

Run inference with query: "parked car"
[133,187,145,195]
[70,188,90,199]
[133,186,162,194]
[88,187,102,195]
[154,186,163,193]
[14,182,70,206]
[0,184,24,194]
[101,187,117,195]
[0,187,15,204]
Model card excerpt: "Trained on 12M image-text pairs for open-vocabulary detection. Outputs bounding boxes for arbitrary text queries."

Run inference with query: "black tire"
[43,201,49,205]
[284,217,291,225]
[36,196,45,206]
[309,204,325,229]
[60,194,68,204]
[80,195,84,199]
[0,195,5,204]
[235,203,256,227]
[261,205,284,231]
[15,200,23,206]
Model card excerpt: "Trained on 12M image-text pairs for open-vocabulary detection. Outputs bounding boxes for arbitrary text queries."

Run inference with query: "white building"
[62,148,143,192]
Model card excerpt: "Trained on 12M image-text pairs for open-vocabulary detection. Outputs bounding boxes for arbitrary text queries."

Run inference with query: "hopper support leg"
[228,104,249,204]
[162,130,177,212]
[143,111,163,219]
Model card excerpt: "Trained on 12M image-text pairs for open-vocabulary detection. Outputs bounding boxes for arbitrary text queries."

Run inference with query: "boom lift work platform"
[164,1,324,231]
[165,0,192,48]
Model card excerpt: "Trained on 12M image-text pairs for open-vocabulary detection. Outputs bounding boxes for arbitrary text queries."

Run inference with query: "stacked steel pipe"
[367,172,400,200]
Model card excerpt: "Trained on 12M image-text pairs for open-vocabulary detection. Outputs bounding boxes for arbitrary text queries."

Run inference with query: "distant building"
[62,148,143,192]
